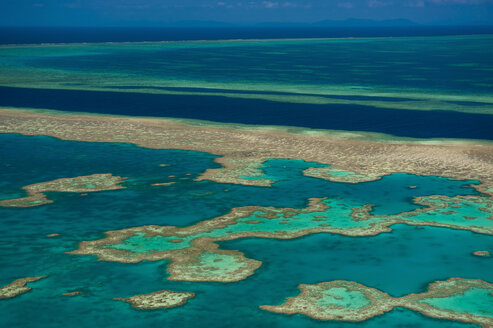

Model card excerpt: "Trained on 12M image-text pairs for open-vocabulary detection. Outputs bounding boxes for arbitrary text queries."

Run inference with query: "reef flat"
[1,34,492,328]
[260,280,395,321]
[62,291,82,296]
[1,107,492,194]
[69,193,492,282]
[261,278,493,327]
[401,278,493,327]
[303,166,385,183]
[0,173,126,207]
[114,290,195,310]
[0,276,46,299]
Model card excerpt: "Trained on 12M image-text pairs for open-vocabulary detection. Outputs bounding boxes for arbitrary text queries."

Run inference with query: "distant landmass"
[313,18,417,27]
[162,20,237,27]
[165,18,417,28]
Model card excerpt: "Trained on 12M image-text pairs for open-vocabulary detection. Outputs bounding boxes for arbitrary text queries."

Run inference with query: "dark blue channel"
[2,86,493,140]
[2,26,493,45]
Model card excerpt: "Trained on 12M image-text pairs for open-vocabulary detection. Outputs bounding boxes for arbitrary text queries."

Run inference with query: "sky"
[1,0,493,26]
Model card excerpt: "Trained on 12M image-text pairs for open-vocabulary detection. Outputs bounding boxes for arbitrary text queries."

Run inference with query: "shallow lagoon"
[0,134,491,327]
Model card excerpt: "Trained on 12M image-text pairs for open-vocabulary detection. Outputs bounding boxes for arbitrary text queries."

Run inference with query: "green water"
[316,288,371,310]
[420,287,493,318]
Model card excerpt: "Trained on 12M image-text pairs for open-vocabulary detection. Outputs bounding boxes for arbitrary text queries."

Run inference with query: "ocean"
[1,27,492,328]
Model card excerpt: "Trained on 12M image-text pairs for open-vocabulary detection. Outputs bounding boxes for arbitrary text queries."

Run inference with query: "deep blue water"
[0,134,491,327]
[1,26,493,45]
[2,86,493,139]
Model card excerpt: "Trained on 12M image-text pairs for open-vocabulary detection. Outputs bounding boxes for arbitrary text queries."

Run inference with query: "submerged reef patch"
[0,276,46,299]
[62,291,82,296]
[400,278,493,326]
[70,193,493,282]
[0,173,126,207]
[261,278,493,327]
[196,157,273,187]
[473,251,491,257]
[260,280,394,321]
[114,290,195,310]
[151,182,176,186]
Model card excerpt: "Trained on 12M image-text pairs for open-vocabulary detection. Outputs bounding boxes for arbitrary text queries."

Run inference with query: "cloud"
[368,0,393,7]
[408,0,493,5]
[262,1,279,7]
[429,0,491,3]
[406,0,425,6]
[282,2,298,7]
[338,2,354,8]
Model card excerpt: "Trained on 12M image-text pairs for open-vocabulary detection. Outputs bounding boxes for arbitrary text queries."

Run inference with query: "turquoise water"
[3,36,493,97]
[420,287,493,318]
[1,133,492,327]
[316,288,371,310]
